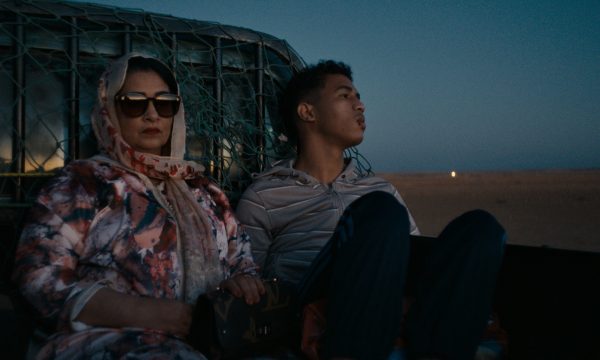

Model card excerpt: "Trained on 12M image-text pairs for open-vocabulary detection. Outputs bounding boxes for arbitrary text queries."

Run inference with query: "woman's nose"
[144,100,160,120]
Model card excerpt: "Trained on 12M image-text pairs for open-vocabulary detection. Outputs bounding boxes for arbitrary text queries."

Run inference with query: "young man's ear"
[297,102,316,123]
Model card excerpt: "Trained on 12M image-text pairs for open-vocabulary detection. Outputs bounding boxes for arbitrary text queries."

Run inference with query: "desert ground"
[379,169,600,253]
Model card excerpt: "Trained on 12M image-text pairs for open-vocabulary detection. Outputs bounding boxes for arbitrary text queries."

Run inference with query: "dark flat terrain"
[380,169,600,253]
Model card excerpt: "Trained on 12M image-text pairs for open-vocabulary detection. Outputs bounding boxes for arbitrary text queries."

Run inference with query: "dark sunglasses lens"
[117,94,180,117]
[154,97,180,117]
[119,98,148,117]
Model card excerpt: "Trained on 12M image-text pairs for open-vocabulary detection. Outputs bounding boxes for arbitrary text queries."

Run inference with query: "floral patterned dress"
[13,159,255,359]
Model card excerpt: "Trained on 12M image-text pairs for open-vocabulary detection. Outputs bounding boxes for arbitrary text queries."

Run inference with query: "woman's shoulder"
[59,158,134,183]
[40,159,129,198]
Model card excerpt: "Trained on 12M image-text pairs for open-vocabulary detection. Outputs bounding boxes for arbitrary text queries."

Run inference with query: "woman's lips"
[142,128,161,135]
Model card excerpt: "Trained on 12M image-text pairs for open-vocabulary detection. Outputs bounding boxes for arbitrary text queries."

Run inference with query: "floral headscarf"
[91,52,230,301]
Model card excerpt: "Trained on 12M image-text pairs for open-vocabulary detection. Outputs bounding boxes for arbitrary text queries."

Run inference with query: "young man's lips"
[357,116,366,130]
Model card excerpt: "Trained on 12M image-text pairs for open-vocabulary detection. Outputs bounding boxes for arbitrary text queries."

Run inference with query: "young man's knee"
[349,191,409,222]
[463,209,505,235]
[343,191,410,252]
[460,209,506,258]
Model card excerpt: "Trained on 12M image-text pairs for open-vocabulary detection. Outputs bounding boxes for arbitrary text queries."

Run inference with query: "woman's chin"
[133,146,164,155]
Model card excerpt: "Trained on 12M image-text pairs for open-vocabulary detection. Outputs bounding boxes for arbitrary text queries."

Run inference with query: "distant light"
[451,171,456,178]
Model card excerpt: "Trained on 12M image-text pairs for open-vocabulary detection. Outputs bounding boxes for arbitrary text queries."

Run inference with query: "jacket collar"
[253,158,362,185]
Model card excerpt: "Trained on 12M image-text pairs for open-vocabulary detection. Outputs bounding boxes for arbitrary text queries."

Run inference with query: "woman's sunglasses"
[115,92,181,118]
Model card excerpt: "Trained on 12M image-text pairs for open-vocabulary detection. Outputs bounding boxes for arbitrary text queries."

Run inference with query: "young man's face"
[310,74,366,149]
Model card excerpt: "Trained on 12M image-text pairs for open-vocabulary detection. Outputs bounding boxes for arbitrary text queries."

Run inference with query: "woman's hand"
[151,297,194,337]
[219,274,266,305]
[76,287,193,337]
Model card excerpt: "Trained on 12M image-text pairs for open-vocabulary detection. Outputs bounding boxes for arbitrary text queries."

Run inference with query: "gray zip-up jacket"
[236,158,419,284]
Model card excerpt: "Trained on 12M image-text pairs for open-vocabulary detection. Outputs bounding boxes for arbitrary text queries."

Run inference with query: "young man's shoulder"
[338,172,401,201]
[336,160,398,191]
[348,172,394,186]
[240,158,400,204]
[243,159,304,189]
[239,159,307,207]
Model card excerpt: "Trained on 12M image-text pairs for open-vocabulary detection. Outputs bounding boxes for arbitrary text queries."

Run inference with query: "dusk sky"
[73,0,600,172]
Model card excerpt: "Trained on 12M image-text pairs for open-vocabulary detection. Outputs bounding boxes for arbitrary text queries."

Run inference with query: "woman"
[13,53,264,359]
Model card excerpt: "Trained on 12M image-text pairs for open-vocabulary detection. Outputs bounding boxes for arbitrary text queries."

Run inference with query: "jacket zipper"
[329,182,345,219]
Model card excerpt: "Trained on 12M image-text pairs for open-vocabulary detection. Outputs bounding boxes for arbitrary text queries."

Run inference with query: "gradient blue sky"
[74,0,600,172]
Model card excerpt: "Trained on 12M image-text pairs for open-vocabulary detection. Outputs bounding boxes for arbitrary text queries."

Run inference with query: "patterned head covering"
[91,53,229,301]
[91,52,197,174]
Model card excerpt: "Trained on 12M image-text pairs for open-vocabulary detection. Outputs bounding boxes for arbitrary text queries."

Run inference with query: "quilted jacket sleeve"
[235,186,273,275]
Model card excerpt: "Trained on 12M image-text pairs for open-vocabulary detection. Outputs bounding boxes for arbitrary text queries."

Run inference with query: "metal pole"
[212,37,223,181]
[170,33,177,70]
[13,15,25,202]
[255,42,265,171]
[68,17,80,163]
[123,25,132,54]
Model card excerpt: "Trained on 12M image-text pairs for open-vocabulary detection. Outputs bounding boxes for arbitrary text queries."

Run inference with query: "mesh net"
[0,0,371,285]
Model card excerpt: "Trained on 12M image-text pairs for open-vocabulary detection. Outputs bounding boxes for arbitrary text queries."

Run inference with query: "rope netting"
[0,0,372,199]
[0,0,371,284]
[1,1,300,201]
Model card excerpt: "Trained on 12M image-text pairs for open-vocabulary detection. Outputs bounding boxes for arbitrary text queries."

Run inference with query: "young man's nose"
[355,99,365,112]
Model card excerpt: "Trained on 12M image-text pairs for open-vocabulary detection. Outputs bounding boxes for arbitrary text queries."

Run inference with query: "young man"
[236,61,506,360]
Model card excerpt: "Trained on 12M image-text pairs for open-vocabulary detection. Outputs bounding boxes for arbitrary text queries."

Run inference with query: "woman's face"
[116,70,175,156]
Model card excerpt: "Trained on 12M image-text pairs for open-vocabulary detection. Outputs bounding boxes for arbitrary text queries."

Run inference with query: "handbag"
[188,279,301,359]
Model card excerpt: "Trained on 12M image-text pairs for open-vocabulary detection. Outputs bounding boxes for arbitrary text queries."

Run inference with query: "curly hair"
[279,60,353,147]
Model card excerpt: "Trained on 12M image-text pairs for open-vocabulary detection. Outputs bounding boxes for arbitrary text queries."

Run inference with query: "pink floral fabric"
[90,53,229,300]
[12,53,256,359]
[14,159,256,359]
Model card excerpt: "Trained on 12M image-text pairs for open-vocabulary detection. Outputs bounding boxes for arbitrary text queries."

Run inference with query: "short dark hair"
[279,60,353,146]
[125,56,178,94]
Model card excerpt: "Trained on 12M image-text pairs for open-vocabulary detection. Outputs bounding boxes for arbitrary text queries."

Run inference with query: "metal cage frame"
[0,0,304,286]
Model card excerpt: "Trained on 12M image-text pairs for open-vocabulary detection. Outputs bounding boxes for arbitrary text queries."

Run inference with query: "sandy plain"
[379,169,600,253]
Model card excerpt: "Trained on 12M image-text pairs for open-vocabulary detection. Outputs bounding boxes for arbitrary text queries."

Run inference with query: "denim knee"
[458,209,506,259]
[341,191,410,255]
[347,191,409,229]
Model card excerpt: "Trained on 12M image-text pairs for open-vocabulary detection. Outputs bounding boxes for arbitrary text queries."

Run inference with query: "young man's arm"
[236,187,273,274]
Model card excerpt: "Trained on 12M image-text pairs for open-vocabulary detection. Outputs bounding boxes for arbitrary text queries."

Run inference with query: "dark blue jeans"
[297,191,506,360]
